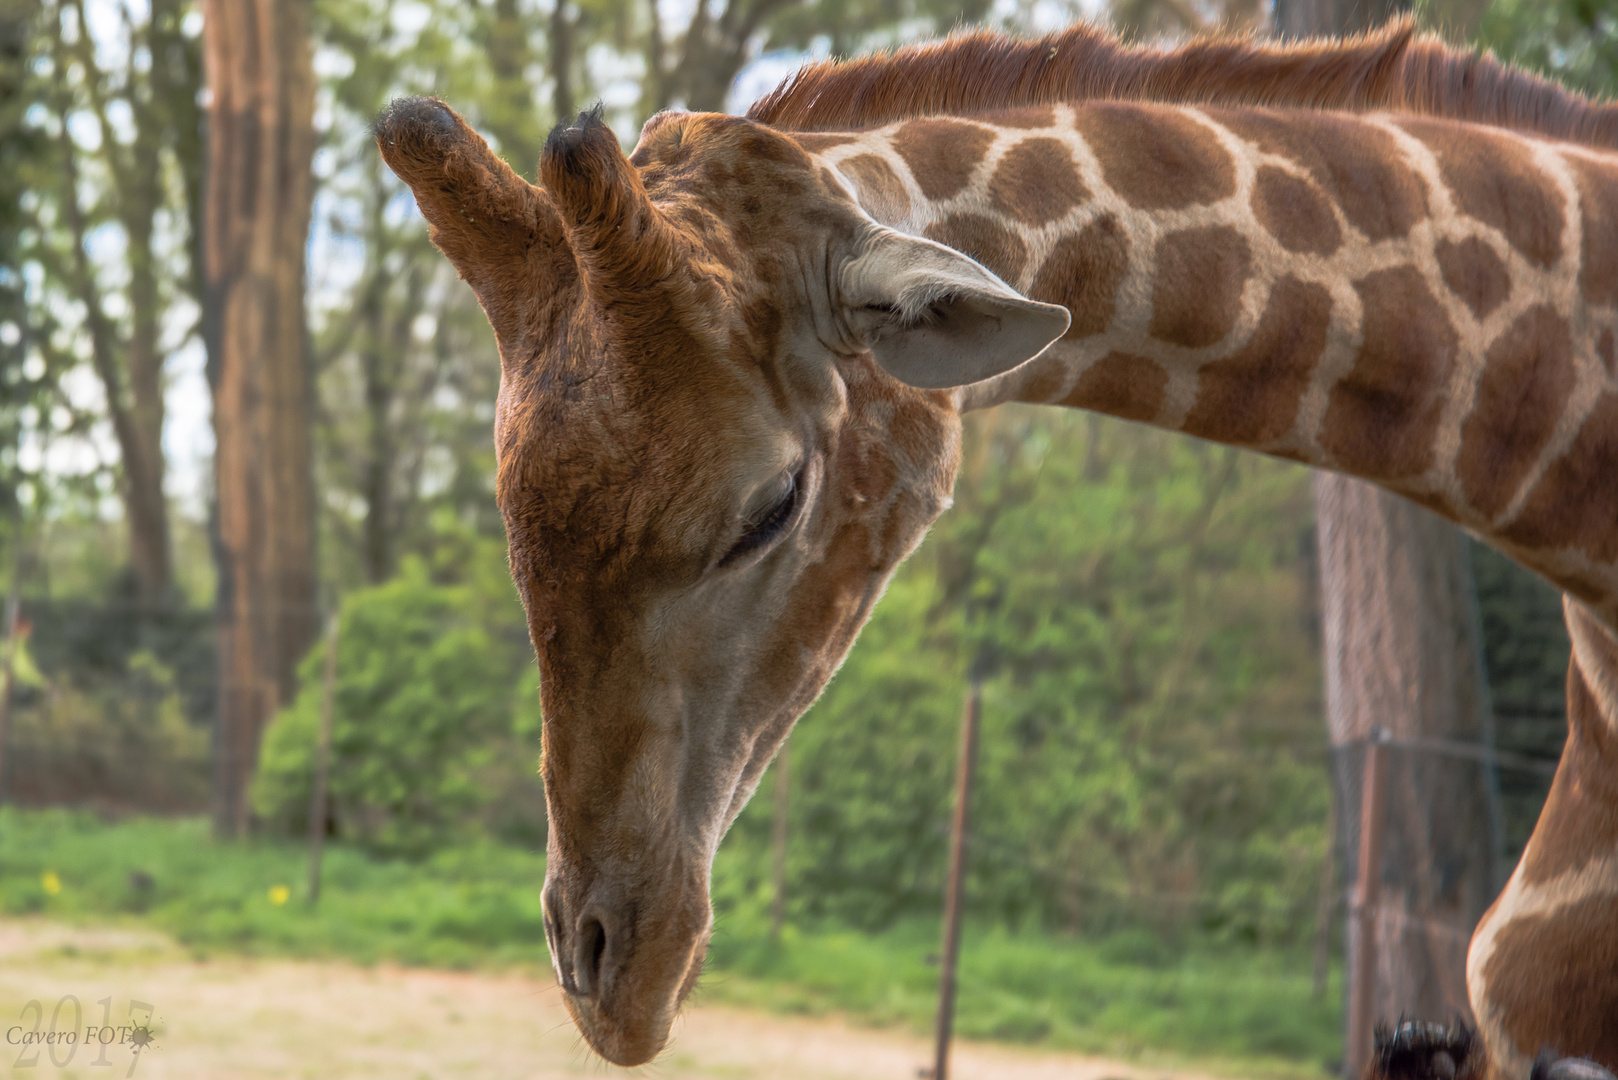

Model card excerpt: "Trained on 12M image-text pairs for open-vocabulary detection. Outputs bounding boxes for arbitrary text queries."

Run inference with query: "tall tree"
[22,0,206,609]
[0,2,39,500]
[1273,0,1408,36]
[640,0,1022,117]
[204,0,319,837]
[475,0,547,168]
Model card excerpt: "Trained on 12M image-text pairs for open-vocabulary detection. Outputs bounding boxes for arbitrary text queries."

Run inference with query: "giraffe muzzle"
[541,860,712,1066]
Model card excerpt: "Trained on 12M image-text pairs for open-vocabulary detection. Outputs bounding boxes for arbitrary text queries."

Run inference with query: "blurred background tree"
[19,0,203,613]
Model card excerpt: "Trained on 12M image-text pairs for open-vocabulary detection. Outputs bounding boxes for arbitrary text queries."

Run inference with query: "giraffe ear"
[841,229,1070,390]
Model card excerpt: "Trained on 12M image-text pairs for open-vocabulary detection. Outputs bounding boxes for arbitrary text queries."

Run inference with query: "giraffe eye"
[721,469,801,567]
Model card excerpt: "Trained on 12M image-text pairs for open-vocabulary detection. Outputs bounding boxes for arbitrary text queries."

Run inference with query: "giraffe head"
[375,98,1067,1065]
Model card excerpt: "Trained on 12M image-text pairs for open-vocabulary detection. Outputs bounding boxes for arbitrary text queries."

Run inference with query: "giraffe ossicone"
[376,17,1618,1073]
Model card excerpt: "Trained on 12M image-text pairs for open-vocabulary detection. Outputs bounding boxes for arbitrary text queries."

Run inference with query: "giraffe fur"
[374,19,1618,1072]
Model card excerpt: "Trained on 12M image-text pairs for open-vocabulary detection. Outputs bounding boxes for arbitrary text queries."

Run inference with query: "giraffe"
[374,18,1618,1072]
[1368,1021,1616,1080]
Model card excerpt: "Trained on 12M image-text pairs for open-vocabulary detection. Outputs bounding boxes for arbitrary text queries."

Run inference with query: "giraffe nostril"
[574,915,607,1000]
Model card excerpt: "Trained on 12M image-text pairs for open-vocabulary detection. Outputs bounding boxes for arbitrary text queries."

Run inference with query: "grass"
[703,909,1344,1076]
[0,808,1342,1076]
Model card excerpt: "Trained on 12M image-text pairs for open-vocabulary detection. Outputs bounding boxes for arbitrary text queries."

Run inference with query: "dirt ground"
[0,919,1224,1080]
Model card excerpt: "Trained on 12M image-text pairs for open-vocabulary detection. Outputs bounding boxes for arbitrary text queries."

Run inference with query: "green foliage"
[2,646,209,811]
[0,809,1338,1073]
[0,809,553,969]
[706,920,1340,1070]
[252,532,541,854]
[1474,0,1618,98]
[723,411,1328,944]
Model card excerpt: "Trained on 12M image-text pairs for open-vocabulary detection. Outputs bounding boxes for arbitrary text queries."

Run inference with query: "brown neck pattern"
[809,104,1618,636]
[378,18,1618,1074]
[763,27,1618,1075]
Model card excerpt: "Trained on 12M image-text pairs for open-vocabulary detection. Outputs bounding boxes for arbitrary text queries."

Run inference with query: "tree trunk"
[550,0,575,124]
[666,0,796,113]
[203,0,319,839]
[483,0,544,171]
[121,198,173,610]
[47,0,180,609]
[1273,0,1409,36]
[56,123,172,609]
[1315,473,1503,1072]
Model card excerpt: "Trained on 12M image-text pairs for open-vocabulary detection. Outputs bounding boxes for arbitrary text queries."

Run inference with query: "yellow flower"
[41,871,61,896]
[267,884,290,906]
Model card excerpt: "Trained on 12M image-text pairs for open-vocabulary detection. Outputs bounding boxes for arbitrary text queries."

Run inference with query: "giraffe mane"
[746,17,1618,150]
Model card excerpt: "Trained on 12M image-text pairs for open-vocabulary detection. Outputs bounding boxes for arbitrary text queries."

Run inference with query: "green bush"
[252,554,542,855]
[724,411,1329,944]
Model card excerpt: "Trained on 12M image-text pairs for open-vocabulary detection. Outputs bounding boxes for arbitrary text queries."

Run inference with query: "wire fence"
[0,597,216,814]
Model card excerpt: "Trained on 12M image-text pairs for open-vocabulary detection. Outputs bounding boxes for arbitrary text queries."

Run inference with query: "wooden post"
[0,575,21,809]
[307,611,340,904]
[770,736,790,940]
[931,682,982,1080]
[1312,795,1337,1001]
[1347,730,1389,1078]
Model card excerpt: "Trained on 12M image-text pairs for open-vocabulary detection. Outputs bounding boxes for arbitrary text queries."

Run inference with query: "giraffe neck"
[1467,597,1618,1069]
[810,102,1618,626]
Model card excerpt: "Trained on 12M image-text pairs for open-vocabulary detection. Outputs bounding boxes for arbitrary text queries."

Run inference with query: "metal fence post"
[931,682,982,1080]
[1347,729,1389,1077]
[307,611,341,904]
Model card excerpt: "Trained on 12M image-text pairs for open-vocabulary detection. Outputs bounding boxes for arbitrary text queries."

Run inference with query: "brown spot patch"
[1501,391,1618,564]
[1149,225,1251,349]
[1073,103,1235,211]
[1457,305,1576,519]
[923,213,1028,286]
[1599,328,1616,378]
[1250,166,1340,256]
[1573,155,1618,307]
[819,168,853,202]
[1404,118,1566,270]
[1436,237,1512,320]
[1216,110,1428,241]
[1011,358,1068,404]
[1483,659,1618,1063]
[1182,276,1333,446]
[988,137,1088,227]
[973,106,1057,129]
[1404,487,1458,517]
[1520,653,1618,886]
[1565,570,1611,604]
[1481,891,1618,1065]
[839,154,911,224]
[1320,266,1458,480]
[891,119,994,201]
[792,132,857,153]
[1030,213,1129,338]
[1062,351,1167,422]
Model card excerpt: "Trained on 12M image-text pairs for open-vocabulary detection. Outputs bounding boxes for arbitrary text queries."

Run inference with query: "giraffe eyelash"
[719,468,803,567]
